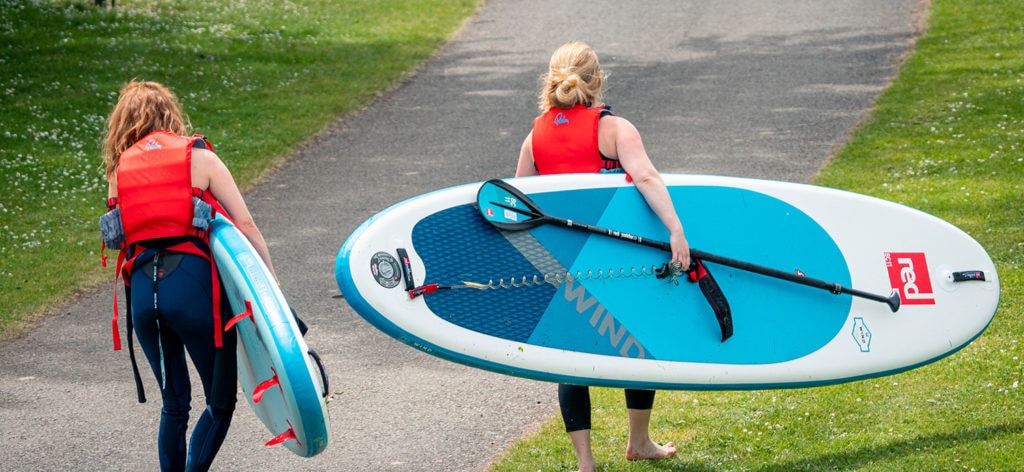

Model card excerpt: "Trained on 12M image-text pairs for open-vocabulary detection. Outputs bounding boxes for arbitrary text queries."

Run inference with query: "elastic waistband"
[133,251,186,279]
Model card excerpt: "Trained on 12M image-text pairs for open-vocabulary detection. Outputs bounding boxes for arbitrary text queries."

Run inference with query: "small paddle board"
[209,214,330,456]
[335,174,999,390]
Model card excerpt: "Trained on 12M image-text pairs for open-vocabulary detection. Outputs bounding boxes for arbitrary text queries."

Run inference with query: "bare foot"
[625,439,676,462]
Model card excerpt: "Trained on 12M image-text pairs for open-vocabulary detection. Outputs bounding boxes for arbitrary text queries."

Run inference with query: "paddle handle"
[562,217,670,251]
[689,248,901,312]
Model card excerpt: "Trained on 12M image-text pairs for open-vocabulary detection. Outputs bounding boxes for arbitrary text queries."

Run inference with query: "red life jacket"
[103,130,229,350]
[531,104,622,174]
[118,131,202,246]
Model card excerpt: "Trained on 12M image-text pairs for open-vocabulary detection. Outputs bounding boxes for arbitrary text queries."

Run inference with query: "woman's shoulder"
[191,146,217,164]
[598,113,633,129]
[598,113,642,142]
[190,146,226,179]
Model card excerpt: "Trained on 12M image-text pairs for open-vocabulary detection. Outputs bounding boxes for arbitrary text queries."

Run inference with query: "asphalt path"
[0,1,919,470]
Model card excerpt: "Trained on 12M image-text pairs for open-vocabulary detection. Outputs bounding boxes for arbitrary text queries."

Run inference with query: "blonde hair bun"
[538,41,605,112]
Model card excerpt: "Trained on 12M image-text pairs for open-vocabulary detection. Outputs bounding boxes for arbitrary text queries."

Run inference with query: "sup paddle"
[476,178,901,313]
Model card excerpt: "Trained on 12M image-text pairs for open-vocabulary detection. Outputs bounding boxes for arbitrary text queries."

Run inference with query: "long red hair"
[103,81,190,180]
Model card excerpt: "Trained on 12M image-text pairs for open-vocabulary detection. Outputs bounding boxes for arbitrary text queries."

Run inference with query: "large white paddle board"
[335,174,999,390]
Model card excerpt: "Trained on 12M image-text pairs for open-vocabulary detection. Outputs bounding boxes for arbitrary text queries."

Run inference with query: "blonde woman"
[102,80,274,471]
[515,42,688,472]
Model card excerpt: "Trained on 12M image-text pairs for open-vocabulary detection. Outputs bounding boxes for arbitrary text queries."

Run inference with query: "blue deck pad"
[526,186,852,364]
[413,205,556,342]
[413,185,852,364]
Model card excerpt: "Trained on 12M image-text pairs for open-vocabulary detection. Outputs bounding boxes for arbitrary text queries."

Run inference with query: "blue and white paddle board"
[335,174,999,390]
[209,214,330,456]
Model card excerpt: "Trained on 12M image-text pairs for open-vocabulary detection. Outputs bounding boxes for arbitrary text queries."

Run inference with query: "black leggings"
[557,384,656,433]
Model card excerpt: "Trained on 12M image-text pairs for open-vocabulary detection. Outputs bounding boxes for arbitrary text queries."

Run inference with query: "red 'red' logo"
[885,252,935,305]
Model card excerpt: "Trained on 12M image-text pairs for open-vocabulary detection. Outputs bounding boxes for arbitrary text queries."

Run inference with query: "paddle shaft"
[544,214,901,312]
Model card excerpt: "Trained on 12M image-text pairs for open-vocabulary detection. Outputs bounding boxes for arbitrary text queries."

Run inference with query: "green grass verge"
[0,0,480,338]
[488,1,1024,471]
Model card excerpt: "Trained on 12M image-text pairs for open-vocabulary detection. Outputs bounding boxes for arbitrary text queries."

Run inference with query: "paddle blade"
[476,179,547,231]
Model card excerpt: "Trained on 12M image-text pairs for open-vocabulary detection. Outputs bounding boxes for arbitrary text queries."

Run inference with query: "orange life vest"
[103,131,229,350]
[531,104,622,174]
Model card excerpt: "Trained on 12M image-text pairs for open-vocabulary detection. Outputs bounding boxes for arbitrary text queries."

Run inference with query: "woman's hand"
[669,229,691,270]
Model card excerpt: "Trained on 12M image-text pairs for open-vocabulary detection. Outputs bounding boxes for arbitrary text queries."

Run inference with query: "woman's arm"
[193,148,277,277]
[599,116,690,268]
[515,131,538,177]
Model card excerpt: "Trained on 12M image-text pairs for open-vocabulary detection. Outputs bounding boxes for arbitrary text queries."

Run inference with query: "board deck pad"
[336,174,999,390]
[419,186,850,364]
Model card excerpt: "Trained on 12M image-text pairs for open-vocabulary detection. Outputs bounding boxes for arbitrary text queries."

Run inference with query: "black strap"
[687,259,733,342]
[656,259,733,342]
[138,235,211,256]
[124,283,147,403]
[151,253,168,390]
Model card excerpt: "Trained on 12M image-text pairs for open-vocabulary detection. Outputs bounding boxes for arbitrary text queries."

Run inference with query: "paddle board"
[335,174,999,390]
[209,214,330,456]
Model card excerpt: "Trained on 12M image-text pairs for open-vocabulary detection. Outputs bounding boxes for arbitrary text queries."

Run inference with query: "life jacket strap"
[110,248,127,350]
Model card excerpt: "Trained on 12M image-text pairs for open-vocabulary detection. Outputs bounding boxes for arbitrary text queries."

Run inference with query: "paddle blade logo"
[496,197,520,222]
[885,252,935,305]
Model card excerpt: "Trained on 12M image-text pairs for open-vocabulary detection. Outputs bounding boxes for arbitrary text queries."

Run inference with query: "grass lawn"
[0,0,480,338]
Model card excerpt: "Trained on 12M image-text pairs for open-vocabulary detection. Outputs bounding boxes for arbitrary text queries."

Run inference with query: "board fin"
[264,422,299,447]
[224,300,253,332]
[252,370,281,403]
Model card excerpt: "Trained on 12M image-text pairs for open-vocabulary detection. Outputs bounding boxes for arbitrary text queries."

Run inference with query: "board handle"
[396,247,415,291]
[308,349,330,399]
[952,270,986,282]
